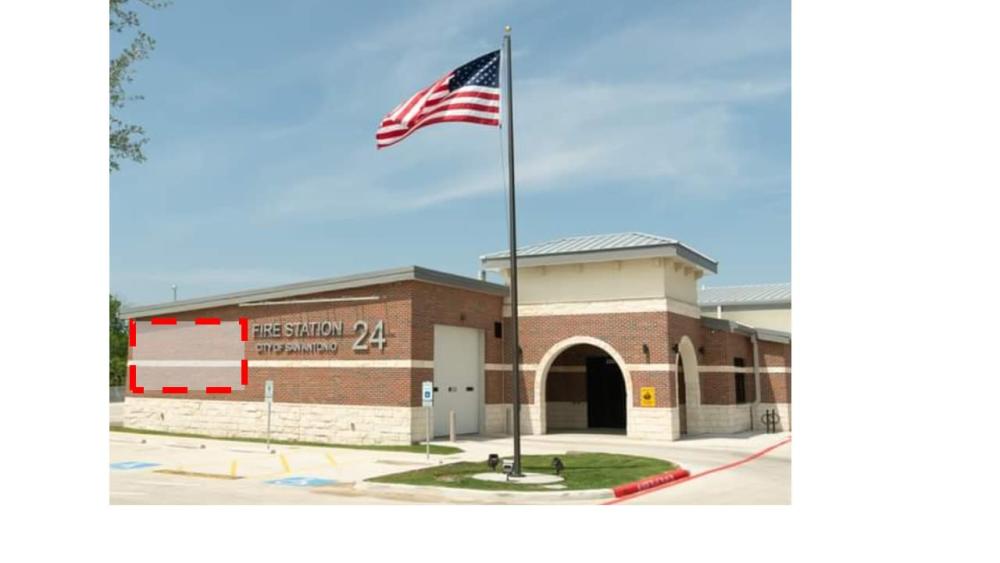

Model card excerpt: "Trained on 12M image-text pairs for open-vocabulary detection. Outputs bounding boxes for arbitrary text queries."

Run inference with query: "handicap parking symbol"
[110,461,160,470]
[265,476,336,487]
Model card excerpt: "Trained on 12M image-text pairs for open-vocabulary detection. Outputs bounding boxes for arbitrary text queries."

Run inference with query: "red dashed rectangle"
[129,319,247,395]
[129,364,144,394]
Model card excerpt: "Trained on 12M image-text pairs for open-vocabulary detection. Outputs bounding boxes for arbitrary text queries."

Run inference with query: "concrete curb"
[611,467,690,498]
[355,480,614,501]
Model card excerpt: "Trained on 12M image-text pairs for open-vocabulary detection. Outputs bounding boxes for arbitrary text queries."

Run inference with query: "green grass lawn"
[368,452,676,491]
[109,426,463,455]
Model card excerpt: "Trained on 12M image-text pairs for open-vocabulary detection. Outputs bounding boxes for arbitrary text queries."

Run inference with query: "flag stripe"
[376,51,500,148]
[377,115,500,148]
[377,113,500,145]
[377,106,501,141]
[401,77,451,124]
[377,108,501,139]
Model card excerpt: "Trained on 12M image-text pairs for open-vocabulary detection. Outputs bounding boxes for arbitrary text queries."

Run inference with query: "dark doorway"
[678,357,688,435]
[586,356,626,429]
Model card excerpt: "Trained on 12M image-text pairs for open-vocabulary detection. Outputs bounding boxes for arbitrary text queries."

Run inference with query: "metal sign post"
[421,381,433,460]
[264,380,274,451]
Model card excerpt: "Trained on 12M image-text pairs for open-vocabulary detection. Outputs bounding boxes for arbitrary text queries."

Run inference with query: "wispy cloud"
[247,72,788,223]
[112,1,791,301]
[222,1,791,223]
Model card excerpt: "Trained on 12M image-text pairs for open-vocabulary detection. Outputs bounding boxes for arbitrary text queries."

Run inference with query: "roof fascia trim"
[699,302,792,311]
[481,244,718,273]
[121,266,507,318]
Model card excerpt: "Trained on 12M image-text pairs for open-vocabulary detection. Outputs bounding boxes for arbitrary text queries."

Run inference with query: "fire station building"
[121,232,791,445]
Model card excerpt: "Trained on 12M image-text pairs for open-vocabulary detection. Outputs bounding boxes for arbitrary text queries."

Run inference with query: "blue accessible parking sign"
[265,476,336,487]
[110,461,160,470]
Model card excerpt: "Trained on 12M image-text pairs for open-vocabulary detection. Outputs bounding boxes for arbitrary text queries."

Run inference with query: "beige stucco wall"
[497,257,701,306]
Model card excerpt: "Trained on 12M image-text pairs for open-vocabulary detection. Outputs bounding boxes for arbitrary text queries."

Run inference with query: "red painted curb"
[612,467,691,498]
[605,436,792,504]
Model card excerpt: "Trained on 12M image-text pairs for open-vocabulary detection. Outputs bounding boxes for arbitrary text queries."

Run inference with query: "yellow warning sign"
[640,386,656,407]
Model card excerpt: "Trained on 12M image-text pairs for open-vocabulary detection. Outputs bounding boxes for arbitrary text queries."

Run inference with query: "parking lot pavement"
[109,431,465,504]
[109,430,790,505]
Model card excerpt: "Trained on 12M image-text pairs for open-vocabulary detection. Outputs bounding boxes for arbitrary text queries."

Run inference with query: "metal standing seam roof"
[119,266,508,319]
[698,283,791,307]
[480,232,718,272]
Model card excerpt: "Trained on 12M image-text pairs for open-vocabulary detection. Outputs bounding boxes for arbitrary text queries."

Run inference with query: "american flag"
[376,50,500,149]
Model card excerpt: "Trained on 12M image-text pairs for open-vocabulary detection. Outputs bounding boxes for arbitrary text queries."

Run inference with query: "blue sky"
[111,0,790,306]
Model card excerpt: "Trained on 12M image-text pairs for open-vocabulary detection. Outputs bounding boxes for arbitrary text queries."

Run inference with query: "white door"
[432,325,483,437]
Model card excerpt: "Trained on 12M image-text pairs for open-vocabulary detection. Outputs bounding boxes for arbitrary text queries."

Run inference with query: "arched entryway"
[534,336,632,435]
[674,335,701,436]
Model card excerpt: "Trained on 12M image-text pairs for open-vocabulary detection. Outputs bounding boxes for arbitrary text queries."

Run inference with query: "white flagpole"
[502,25,524,477]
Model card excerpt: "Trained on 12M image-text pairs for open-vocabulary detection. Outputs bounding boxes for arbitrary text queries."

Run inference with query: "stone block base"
[686,404,753,435]
[752,403,792,432]
[546,401,587,430]
[483,403,542,435]
[484,403,510,434]
[628,407,679,440]
[123,397,423,445]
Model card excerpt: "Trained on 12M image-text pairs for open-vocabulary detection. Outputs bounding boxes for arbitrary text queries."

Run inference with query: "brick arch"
[676,335,701,407]
[676,334,702,435]
[533,336,633,435]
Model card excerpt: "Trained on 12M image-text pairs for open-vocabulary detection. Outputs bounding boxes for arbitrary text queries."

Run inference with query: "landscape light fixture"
[551,456,564,476]
[502,458,515,481]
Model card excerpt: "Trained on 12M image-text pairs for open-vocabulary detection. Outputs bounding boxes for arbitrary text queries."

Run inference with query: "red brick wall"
[130,281,415,361]
[409,283,504,363]
[503,310,791,410]
[759,340,791,403]
[761,373,791,403]
[545,343,596,403]
[129,284,791,410]
[760,341,791,368]
[409,282,504,407]
[546,372,587,402]
[128,280,505,408]
[501,312,671,407]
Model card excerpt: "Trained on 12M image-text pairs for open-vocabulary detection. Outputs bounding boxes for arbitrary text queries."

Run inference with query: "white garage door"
[432,325,483,437]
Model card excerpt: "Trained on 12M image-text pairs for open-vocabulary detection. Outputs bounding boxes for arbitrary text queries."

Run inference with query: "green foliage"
[110,0,170,172]
[110,294,129,386]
